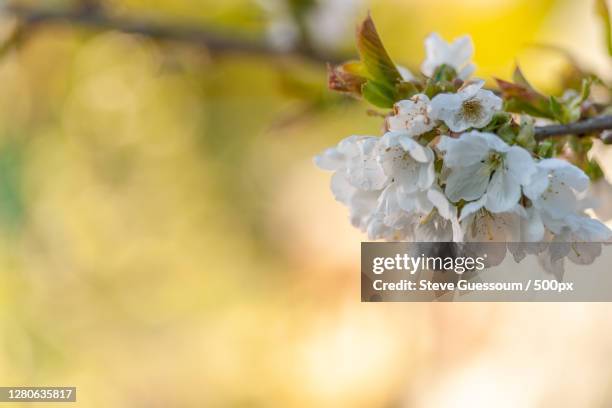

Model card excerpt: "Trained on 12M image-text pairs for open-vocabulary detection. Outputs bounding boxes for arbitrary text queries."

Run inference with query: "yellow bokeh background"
[0,0,610,406]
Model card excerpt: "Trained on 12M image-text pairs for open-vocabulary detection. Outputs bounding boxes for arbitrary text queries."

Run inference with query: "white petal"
[414,215,453,242]
[485,169,521,213]
[522,207,545,242]
[421,33,475,79]
[475,131,509,152]
[397,187,433,214]
[476,88,503,110]
[459,195,486,221]
[445,162,490,202]
[451,218,464,242]
[337,135,365,156]
[536,179,580,219]
[540,212,567,235]
[346,139,387,190]
[330,170,356,204]
[427,188,456,220]
[427,188,463,242]
[449,35,474,68]
[567,242,602,265]
[538,158,589,192]
[470,90,503,128]
[437,135,490,167]
[414,190,435,214]
[314,147,344,171]
[458,80,484,99]
[421,33,447,76]
[567,215,612,241]
[400,137,433,163]
[429,93,464,131]
[387,95,435,136]
[523,167,549,200]
[346,159,387,190]
[418,160,435,189]
[349,190,379,230]
[505,146,536,185]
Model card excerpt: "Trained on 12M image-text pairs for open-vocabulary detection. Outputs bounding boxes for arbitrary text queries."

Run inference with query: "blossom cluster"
[315,32,612,251]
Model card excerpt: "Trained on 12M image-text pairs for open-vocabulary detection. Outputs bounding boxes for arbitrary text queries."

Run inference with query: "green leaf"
[547,77,592,124]
[579,77,592,101]
[512,66,531,87]
[495,77,554,119]
[356,14,402,86]
[596,0,612,57]
[395,81,420,100]
[328,15,405,108]
[362,80,396,108]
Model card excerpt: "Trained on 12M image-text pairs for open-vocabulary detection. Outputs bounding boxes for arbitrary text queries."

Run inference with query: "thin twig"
[535,115,612,142]
[2,4,346,64]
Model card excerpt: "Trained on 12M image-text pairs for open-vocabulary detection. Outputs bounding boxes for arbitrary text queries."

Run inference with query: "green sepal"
[497,123,517,144]
[516,116,536,151]
[537,140,555,158]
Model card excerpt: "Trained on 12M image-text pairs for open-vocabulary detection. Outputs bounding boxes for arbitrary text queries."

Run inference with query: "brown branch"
[535,115,612,143]
[2,4,346,64]
[3,4,612,139]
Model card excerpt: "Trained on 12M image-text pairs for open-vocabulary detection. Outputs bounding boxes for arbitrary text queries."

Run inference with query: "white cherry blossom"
[329,171,380,231]
[425,187,463,241]
[520,158,612,245]
[315,136,386,231]
[438,131,536,213]
[377,131,435,194]
[459,199,526,241]
[564,214,612,241]
[430,80,502,132]
[315,135,387,191]
[315,31,610,249]
[367,184,421,241]
[370,184,461,242]
[421,33,475,79]
[523,158,589,220]
[386,94,436,135]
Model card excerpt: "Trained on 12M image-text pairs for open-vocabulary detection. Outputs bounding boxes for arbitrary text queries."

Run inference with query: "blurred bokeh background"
[0,0,611,406]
